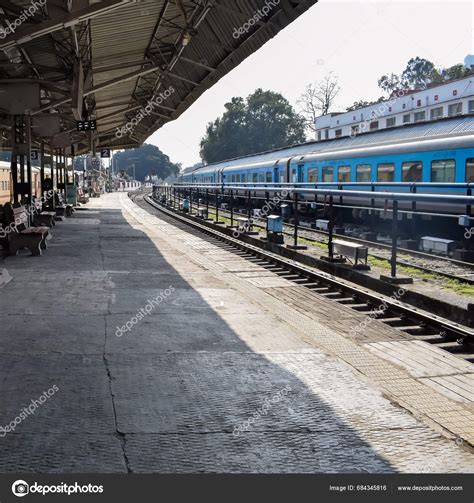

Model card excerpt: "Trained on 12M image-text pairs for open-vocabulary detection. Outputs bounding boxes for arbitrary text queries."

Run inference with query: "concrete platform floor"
[0,192,472,473]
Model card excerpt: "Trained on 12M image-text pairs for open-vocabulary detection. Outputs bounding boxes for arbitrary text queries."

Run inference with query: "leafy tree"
[112,143,180,181]
[346,97,385,112]
[298,73,340,131]
[200,89,305,163]
[401,57,438,89]
[378,58,471,94]
[441,64,469,81]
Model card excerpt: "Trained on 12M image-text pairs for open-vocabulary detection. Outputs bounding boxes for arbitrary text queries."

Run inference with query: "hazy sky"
[147,0,473,168]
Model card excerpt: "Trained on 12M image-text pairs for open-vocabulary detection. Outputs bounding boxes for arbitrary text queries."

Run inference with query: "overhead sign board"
[76,120,96,131]
[100,148,111,158]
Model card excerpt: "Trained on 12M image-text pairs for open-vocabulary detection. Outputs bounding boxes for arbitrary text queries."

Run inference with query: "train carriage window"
[467,159,474,183]
[252,173,258,183]
[356,164,371,182]
[402,161,422,182]
[241,174,246,183]
[291,168,297,183]
[266,172,272,183]
[431,159,455,183]
[377,163,395,182]
[338,166,351,182]
[308,167,318,183]
[322,166,334,182]
[469,100,474,113]
[236,174,241,183]
[258,173,265,183]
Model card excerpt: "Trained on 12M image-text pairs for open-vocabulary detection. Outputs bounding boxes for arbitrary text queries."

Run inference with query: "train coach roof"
[188,115,474,173]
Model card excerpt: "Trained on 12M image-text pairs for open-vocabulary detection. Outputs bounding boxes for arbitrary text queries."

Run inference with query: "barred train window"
[308,167,318,183]
[402,161,422,182]
[338,166,351,182]
[466,159,474,182]
[431,159,455,183]
[322,166,334,182]
[356,164,371,182]
[258,173,264,183]
[377,163,395,182]
[386,117,396,128]
[252,173,258,183]
[469,101,474,113]
[266,172,272,183]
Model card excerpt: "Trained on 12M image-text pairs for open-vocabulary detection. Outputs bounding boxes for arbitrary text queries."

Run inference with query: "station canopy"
[0,0,317,154]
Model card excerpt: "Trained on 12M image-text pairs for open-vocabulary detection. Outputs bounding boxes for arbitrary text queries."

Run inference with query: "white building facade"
[314,75,474,141]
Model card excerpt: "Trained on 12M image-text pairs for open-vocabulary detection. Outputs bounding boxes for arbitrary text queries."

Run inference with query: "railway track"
[190,200,474,285]
[132,190,474,363]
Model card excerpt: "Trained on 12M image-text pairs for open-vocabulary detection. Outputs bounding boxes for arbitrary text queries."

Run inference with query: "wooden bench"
[32,199,56,228]
[77,188,89,204]
[7,205,50,256]
[54,192,74,217]
[332,238,368,266]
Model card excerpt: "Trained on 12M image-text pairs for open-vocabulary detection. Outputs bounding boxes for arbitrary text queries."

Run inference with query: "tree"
[377,57,470,94]
[112,143,180,181]
[377,72,404,94]
[441,64,469,81]
[401,57,438,89]
[346,97,385,112]
[298,73,340,132]
[200,89,306,164]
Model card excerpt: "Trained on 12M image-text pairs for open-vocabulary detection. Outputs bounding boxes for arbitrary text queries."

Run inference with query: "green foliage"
[378,57,472,93]
[200,89,306,164]
[346,97,385,112]
[112,143,180,181]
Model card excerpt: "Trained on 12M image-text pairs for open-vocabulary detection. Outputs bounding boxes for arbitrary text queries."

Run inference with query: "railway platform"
[0,192,473,473]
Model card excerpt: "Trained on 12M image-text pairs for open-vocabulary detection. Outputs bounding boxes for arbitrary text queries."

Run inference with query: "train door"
[273,164,279,184]
[297,163,304,183]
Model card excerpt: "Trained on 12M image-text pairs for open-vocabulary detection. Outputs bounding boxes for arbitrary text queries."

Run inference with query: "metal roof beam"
[32,62,164,114]
[0,0,138,50]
